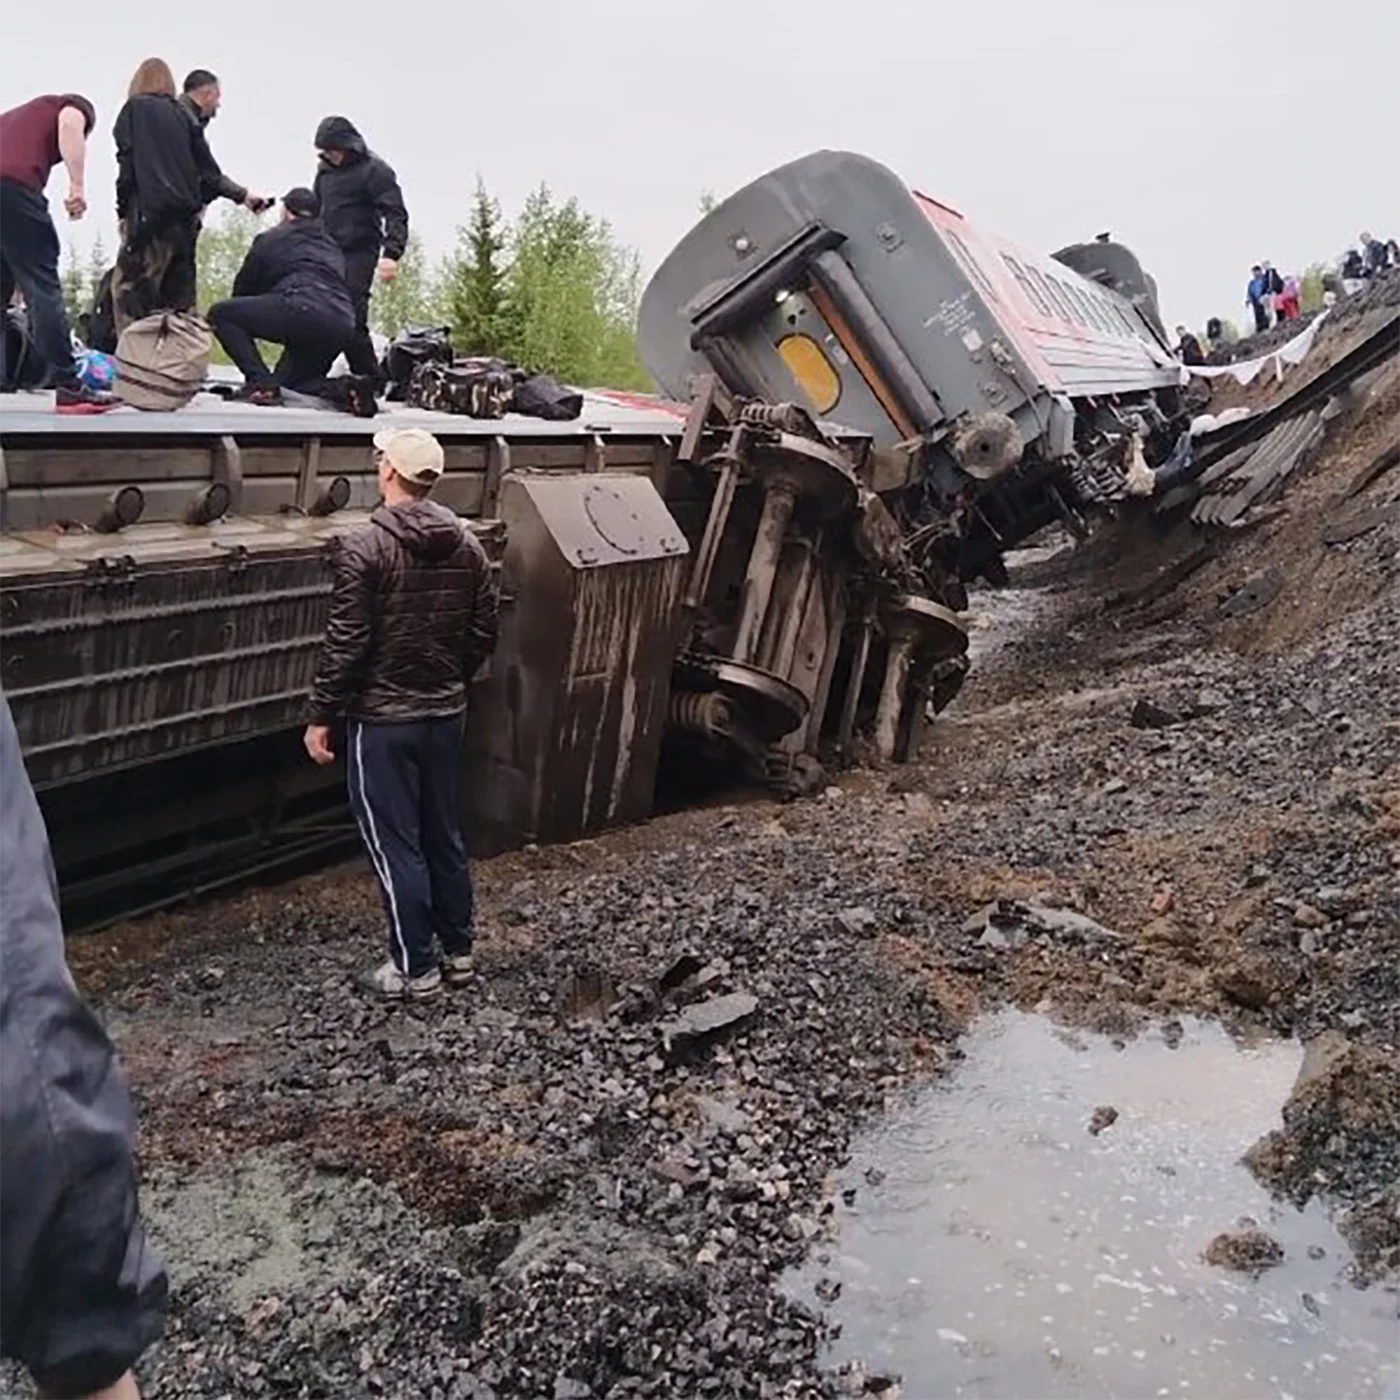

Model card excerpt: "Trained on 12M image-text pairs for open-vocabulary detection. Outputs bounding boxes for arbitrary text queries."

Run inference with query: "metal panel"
[463,473,688,853]
[638,150,1034,448]
[1,512,503,789]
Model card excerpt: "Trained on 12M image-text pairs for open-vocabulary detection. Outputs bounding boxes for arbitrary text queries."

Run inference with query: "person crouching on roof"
[311,116,407,385]
[208,186,375,414]
[303,430,500,999]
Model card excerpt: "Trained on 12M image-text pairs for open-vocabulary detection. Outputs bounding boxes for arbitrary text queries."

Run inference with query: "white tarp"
[1180,310,1330,387]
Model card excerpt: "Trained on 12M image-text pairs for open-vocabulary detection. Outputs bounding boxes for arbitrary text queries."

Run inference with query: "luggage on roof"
[113,311,211,411]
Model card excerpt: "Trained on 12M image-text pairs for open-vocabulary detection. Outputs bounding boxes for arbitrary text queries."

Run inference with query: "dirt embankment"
[18,350,1398,1398]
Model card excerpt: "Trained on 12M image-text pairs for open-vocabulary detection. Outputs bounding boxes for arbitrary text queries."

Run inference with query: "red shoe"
[55,383,120,413]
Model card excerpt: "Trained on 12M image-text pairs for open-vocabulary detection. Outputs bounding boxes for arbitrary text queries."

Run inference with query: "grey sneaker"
[361,959,442,999]
[441,953,475,988]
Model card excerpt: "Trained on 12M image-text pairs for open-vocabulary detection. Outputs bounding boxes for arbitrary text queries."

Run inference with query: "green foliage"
[196,206,264,309]
[368,235,442,340]
[60,240,86,324]
[446,179,510,355]
[1299,263,1327,315]
[493,184,649,388]
[62,183,655,388]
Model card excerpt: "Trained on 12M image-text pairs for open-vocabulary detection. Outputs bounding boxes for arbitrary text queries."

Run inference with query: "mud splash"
[790,1011,1398,1399]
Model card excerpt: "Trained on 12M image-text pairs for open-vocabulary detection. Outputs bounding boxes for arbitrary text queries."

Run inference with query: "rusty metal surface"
[2,511,504,790]
[463,473,689,852]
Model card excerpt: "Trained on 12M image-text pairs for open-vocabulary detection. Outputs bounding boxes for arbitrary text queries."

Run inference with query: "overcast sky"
[5,0,1398,339]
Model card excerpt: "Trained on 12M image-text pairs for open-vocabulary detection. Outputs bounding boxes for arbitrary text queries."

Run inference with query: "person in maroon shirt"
[0,92,114,408]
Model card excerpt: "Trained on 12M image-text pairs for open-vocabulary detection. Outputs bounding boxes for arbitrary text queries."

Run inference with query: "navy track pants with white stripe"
[345,715,475,978]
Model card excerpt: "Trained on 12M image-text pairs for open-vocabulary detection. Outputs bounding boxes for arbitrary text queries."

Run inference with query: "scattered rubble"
[1243,1030,1400,1272]
[1087,1105,1119,1136]
[1203,1225,1286,1275]
[19,318,1395,1397]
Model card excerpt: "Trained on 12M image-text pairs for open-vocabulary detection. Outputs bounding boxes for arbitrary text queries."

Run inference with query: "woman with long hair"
[112,56,215,330]
[127,56,176,98]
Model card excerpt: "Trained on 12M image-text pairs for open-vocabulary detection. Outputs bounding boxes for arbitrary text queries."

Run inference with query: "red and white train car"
[639,150,1185,579]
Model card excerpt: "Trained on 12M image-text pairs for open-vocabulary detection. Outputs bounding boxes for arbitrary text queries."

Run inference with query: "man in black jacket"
[207,186,370,410]
[312,115,408,381]
[177,69,269,217]
[304,429,499,999]
[0,688,168,1397]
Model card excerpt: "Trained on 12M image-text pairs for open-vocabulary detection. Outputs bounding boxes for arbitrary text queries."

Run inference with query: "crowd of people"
[0,60,409,411]
[1172,233,1398,366]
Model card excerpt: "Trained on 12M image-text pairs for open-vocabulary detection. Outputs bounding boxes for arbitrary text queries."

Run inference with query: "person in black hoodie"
[112,58,221,332]
[312,115,408,380]
[208,186,372,411]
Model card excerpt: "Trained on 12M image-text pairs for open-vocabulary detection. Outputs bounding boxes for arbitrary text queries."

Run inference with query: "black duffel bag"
[512,372,582,422]
[381,325,454,401]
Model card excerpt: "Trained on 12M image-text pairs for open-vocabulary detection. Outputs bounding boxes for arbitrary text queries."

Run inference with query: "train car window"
[1091,292,1120,336]
[776,333,842,413]
[1001,254,1052,317]
[1073,285,1110,333]
[1050,276,1088,326]
[945,229,1001,303]
[1026,267,1062,323]
[1038,272,1077,325]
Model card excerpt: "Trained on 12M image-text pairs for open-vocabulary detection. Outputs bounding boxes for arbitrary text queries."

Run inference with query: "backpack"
[381,325,454,402]
[84,268,118,354]
[512,372,583,422]
[2,307,46,392]
[113,311,212,411]
[407,357,515,419]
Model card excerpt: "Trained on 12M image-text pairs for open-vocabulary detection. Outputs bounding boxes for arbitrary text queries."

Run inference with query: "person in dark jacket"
[0,688,168,1398]
[112,57,221,332]
[1174,324,1205,366]
[1359,231,1393,278]
[0,91,116,407]
[305,429,499,999]
[312,116,408,380]
[207,186,372,411]
[1245,264,1269,333]
[177,69,269,217]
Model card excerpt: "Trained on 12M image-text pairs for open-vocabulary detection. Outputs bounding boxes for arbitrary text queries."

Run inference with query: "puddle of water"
[964,543,1065,667]
[790,1011,1399,1400]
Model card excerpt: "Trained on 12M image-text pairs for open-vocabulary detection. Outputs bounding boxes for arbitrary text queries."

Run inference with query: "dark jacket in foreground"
[114,91,220,229]
[177,92,246,206]
[232,217,355,323]
[308,501,499,724]
[312,116,408,261]
[0,690,168,1397]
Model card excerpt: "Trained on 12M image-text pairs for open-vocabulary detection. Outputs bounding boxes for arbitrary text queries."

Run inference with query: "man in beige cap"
[305,427,499,997]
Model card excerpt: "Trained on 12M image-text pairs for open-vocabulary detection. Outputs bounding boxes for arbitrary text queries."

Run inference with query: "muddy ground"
[9,331,1400,1398]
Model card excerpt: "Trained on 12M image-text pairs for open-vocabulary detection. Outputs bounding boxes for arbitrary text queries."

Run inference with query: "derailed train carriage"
[0,148,1186,906]
[638,149,1184,588]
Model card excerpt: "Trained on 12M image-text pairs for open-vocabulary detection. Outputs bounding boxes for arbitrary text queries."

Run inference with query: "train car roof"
[0,385,690,441]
